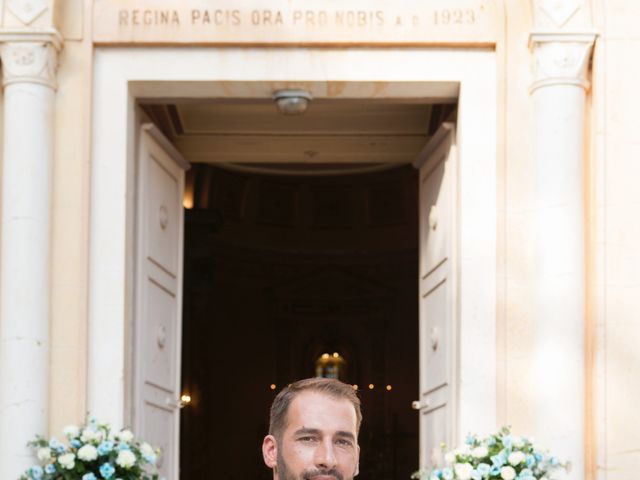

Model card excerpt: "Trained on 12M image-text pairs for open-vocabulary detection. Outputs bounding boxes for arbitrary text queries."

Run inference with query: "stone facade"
[0,1,638,479]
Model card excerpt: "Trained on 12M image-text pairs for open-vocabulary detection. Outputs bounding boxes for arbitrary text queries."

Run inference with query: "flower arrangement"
[19,416,160,480]
[412,427,567,480]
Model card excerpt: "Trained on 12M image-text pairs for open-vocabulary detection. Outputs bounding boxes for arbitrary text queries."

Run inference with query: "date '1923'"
[433,9,476,25]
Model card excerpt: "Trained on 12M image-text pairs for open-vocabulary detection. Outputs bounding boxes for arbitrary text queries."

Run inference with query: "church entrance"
[88,46,497,480]
[144,98,454,479]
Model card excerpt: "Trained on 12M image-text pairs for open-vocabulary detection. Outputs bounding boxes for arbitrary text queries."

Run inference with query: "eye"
[336,438,353,447]
[298,436,317,442]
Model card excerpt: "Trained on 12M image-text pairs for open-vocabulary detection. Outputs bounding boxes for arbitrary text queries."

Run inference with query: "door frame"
[87,46,497,446]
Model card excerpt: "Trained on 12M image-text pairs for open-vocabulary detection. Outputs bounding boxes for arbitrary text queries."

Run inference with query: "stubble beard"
[276,450,348,480]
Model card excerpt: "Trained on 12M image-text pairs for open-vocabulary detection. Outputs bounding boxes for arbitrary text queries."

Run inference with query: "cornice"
[0,27,63,49]
[0,28,62,89]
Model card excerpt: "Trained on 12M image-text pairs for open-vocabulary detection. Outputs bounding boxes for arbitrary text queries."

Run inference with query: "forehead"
[284,390,358,435]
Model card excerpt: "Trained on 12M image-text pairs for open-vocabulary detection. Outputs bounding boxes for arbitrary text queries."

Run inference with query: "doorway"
[88,47,497,480]
[141,97,454,479]
[179,162,421,479]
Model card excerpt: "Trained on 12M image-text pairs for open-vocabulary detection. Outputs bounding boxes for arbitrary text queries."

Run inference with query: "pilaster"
[0,25,61,480]
[528,1,596,478]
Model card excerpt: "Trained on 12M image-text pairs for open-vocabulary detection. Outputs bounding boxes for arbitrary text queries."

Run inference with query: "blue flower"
[534,453,543,462]
[48,438,66,453]
[525,454,535,467]
[116,442,130,451]
[144,453,157,464]
[71,439,82,449]
[487,436,497,446]
[44,464,56,474]
[465,434,476,445]
[502,435,513,449]
[82,473,97,480]
[442,467,453,480]
[28,465,43,479]
[491,454,505,467]
[99,463,116,479]
[490,465,501,476]
[433,469,442,478]
[518,468,533,478]
[470,469,481,480]
[549,455,559,466]
[97,441,115,456]
[499,449,509,462]
[477,463,491,476]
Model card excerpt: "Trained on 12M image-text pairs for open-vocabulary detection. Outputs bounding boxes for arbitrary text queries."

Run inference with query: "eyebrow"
[293,428,356,441]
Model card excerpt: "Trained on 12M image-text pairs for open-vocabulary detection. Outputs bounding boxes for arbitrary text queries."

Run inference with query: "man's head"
[262,378,362,480]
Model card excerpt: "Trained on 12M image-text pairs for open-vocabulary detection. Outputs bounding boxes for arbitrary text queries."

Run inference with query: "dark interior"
[179,163,419,479]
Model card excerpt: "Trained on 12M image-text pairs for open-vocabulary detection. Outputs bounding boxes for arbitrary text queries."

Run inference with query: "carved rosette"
[529,32,596,93]
[0,40,59,88]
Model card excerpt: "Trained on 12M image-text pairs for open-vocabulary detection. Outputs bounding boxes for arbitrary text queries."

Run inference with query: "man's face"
[263,391,360,480]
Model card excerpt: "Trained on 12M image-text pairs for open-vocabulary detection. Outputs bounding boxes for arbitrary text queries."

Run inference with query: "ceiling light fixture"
[273,89,312,115]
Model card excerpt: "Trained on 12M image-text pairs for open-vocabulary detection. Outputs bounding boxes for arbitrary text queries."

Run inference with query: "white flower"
[454,462,474,480]
[456,444,471,456]
[78,444,98,461]
[63,425,80,438]
[80,428,101,443]
[500,466,516,480]
[116,449,136,468]
[58,452,75,470]
[140,442,154,457]
[444,451,456,464]
[117,429,134,443]
[508,451,526,466]
[37,447,51,461]
[471,446,488,458]
[512,436,524,448]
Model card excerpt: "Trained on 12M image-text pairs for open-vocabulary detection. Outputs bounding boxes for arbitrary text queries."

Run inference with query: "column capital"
[529,30,597,93]
[0,29,62,89]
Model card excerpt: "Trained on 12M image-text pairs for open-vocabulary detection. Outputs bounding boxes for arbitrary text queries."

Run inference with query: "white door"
[413,123,458,471]
[133,123,190,479]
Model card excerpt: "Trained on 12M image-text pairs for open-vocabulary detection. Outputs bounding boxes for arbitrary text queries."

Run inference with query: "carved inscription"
[433,8,477,25]
[115,8,479,29]
[118,9,181,26]
[94,0,497,45]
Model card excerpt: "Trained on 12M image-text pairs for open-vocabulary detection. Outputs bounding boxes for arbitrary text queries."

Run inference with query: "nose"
[314,439,337,469]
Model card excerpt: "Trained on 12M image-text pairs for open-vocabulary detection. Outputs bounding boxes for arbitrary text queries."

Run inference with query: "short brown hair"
[269,377,362,440]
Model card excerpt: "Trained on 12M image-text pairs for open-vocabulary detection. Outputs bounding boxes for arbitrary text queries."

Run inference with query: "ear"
[354,444,360,477]
[262,434,278,469]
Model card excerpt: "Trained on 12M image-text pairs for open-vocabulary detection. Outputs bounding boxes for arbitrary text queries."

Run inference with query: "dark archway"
[180,164,419,479]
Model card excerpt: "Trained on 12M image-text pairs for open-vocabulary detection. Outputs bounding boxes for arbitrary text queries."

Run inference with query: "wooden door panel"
[143,399,176,478]
[146,151,181,276]
[142,278,178,391]
[420,159,448,278]
[415,124,457,472]
[420,277,450,393]
[134,124,189,480]
[419,403,449,468]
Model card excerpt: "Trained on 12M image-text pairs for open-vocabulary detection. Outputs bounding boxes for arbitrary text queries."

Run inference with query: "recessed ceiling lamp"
[273,89,312,115]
